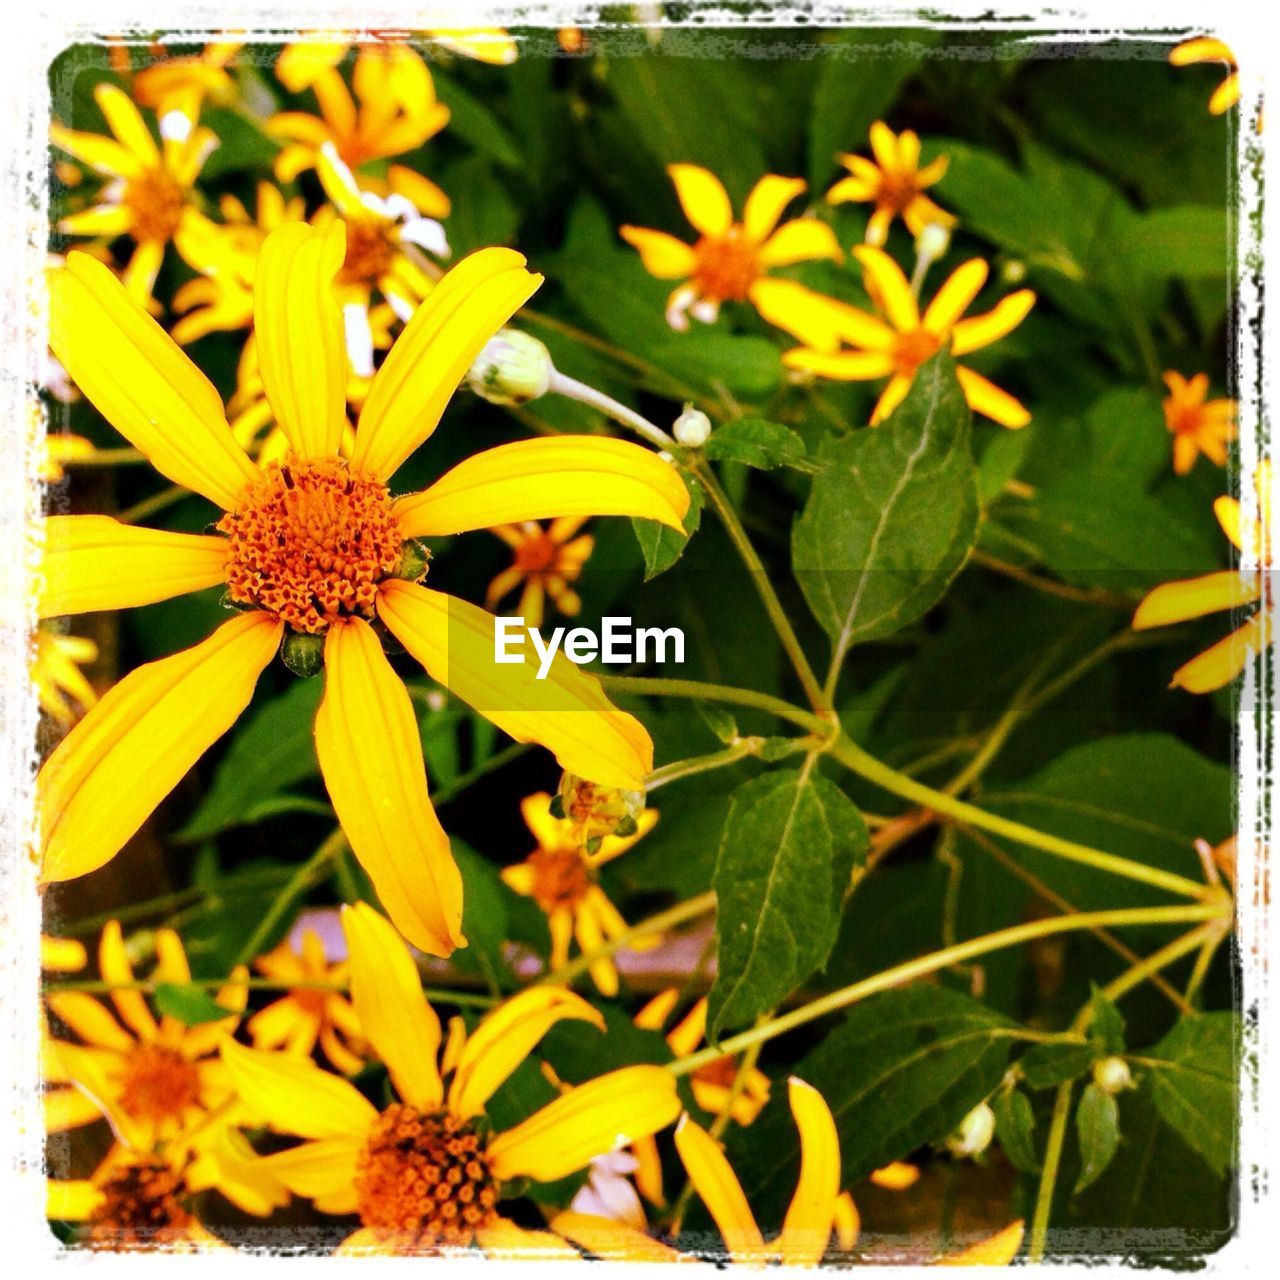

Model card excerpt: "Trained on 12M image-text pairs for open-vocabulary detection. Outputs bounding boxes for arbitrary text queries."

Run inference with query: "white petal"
[342,302,375,378]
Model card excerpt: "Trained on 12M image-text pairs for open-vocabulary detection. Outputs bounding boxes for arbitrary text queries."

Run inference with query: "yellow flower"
[1162,371,1236,474]
[247,927,365,1074]
[268,43,452,217]
[486,518,595,628]
[827,122,954,246]
[42,934,88,972]
[784,245,1036,428]
[32,627,98,726]
[38,224,687,957]
[132,41,243,113]
[1170,37,1240,115]
[51,83,216,304]
[621,164,842,334]
[502,791,659,995]
[278,30,517,84]
[1133,459,1273,692]
[221,903,681,1254]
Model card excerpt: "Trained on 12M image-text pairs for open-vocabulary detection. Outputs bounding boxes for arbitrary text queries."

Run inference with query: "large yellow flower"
[827,121,954,246]
[222,903,682,1255]
[1162,370,1236,475]
[621,164,843,335]
[1133,459,1273,692]
[37,222,688,956]
[1170,37,1240,115]
[486,517,595,628]
[51,83,215,304]
[501,790,659,995]
[784,245,1036,428]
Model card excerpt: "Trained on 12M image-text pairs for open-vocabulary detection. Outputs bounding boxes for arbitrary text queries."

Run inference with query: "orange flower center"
[512,531,560,574]
[694,1053,740,1089]
[118,1044,201,1123]
[527,846,593,912]
[876,170,923,213]
[354,1104,498,1249]
[89,1159,191,1247]
[338,217,398,287]
[893,328,942,377]
[123,168,186,243]
[692,228,760,303]
[218,458,404,634]
[1165,402,1207,438]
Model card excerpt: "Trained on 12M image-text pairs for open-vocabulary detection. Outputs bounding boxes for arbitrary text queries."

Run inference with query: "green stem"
[547,370,675,450]
[1028,1081,1075,1263]
[117,484,187,525]
[41,975,498,1007]
[646,738,768,791]
[599,674,825,733]
[65,446,147,467]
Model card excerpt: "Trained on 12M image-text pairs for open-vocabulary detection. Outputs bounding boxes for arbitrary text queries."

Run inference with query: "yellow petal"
[351,248,541,479]
[37,515,227,619]
[50,123,141,177]
[954,366,1031,429]
[488,1065,681,1183]
[869,121,899,172]
[477,1219,585,1261]
[94,82,160,165]
[783,348,897,381]
[778,1077,842,1267]
[871,374,914,425]
[551,1211,686,1263]
[47,1179,106,1221]
[49,252,260,509]
[935,1220,1025,1266]
[1171,613,1271,694]
[221,1039,378,1140]
[634,987,680,1033]
[854,246,919,332]
[870,1161,920,1191]
[668,164,733,237]
[1214,495,1243,550]
[394,437,689,538]
[316,620,464,958]
[743,175,807,243]
[44,993,133,1052]
[673,1113,766,1264]
[753,280,894,353]
[38,613,281,884]
[1209,72,1240,115]
[827,174,877,204]
[340,902,445,1109]
[377,581,653,790]
[923,259,989,335]
[448,987,604,1119]
[257,1137,363,1203]
[619,226,698,279]
[40,936,87,972]
[1170,38,1233,67]
[59,204,136,237]
[951,290,1036,356]
[1133,570,1260,629]
[99,918,157,1042]
[757,219,842,268]
[833,1191,861,1251]
[253,221,348,459]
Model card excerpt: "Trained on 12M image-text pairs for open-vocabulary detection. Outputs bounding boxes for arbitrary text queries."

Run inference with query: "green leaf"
[1074,1082,1121,1193]
[707,767,868,1038]
[431,70,523,169]
[1089,987,1126,1055]
[792,350,979,659]
[449,843,517,994]
[632,470,704,580]
[198,106,280,179]
[653,334,783,398]
[1115,206,1231,280]
[704,418,813,472]
[152,983,237,1026]
[177,678,323,841]
[1019,1041,1096,1090]
[994,1086,1041,1173]
[694,700,739,745]
[1144,1012,1237,1179]
[437,156,519,255]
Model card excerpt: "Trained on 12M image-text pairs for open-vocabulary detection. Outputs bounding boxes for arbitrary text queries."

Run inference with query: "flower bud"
[673,404,712,448]
[915,220,952,263]
[1001,259,1028,285]
[467,329,553,406]
[1092,1056,1133,1095]
[557,773,646,851]
[394,538,431,583]
[281,630,325,678]
[945,1102,996,1159]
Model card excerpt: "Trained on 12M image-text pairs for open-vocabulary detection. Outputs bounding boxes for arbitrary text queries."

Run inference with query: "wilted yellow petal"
[935,1220,1024,1266]
[674,1113,766,1265]
[778,1078,841,1267]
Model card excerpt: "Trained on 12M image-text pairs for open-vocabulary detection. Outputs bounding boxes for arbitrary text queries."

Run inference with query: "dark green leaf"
[704,418,813,471]
[1020,1041,1096,1090]
[653,334,783,398]
[1074,1082,1120,1193]
[994,1086,1040,1173]
[1090,987,1126,1055]
[153,983,237,1026]
[694,700,739,745]
[431,71,523,169]
[450,843,517,993]
[633,470,703,580]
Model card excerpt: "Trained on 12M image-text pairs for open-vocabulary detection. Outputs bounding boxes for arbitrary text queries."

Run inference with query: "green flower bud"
[673,404,712,448]
[394,538,431,582]
[556,773,646,845]
[946,1101,996,1159]
[281,630,325,678]
[1092,1056,1133,1095]
[467,329,554,406]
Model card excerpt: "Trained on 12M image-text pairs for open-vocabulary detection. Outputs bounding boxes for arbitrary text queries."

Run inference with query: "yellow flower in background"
[278,30,517,81]
[268,43,452,217]
[827,122,954,246]
[222,903,681,1255]
[1133,460,1273,693]
[1170,37,1240,115]
[132,41,243,113]
[42,934,88,973]
[247,928,365,1075]
[1162,371,1236,475]
[784,245,1036,427]
[502,791,659,995]
[51,83,216,304]
[40,432,96,481]
[486,518,595,628]
[38,224,687,956]
[621,164,842,335]
[31,627,99,726]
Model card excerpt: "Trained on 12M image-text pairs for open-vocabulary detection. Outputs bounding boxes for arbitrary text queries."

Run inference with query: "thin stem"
[65,447,147,467]
[599,674,825,734]
[646,738,768,791]
[1028,1081,1075,1263]
[1094,921,1224,1015]
[547,370,676,450]
[666,901,1227,1078]
[971,550,1134,610]
[117,484,187,525]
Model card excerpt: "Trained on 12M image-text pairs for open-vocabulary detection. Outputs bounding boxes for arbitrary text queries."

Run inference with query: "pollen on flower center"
[354,1104,499,1249]
[893,328,942,376]
[218,458,404,634]
[118,1044,201,1122]
[692,229,760,303]
[123,170,186,243]
[89,1160,191,1247]
[338,218,398,287]
[527,846,593,912]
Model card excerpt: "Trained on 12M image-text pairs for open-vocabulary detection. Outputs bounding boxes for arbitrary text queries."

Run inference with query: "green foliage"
[153,982,239,1025]
[1074,1082,1121,1193]
[703,418,814,472]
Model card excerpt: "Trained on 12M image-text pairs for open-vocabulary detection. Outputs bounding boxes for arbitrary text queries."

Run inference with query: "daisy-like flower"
[247,927,365,1074]
[501,790,659,995]
[38,223,687,957]
[486,518,594,629]
[269,43,452,218]
[278,30,517,83]
[620,164,842,334]
[32,626,98,726]
[1133,460,1273,692]
[1170,37,1240,115]
[1162,370,1236,475]
[783,245,1036,428]
[132,41,243,114]
[222,903,681,1255]
[51,83,216,304]
[826,122,954,247]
